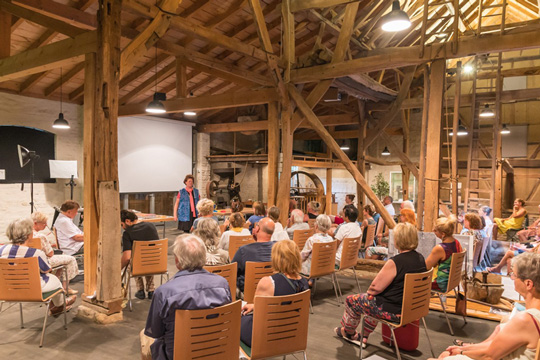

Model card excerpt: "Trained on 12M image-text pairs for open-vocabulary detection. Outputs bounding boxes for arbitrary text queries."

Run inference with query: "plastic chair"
[126,239,169,311]
[174,300,241,360]
[335,237,362,301]
[304,241,340,309]
[359,224,376,258]
[359,269,435,360]
[239,290,311,359]
[204,263,237,301]
[228,235,254,260]
[243,261,274,303]
[432,250,467,335]
[0,257,67,347]
[293,229,312,251]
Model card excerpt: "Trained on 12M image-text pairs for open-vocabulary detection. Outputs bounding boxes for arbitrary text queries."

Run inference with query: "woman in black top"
[334,222,427,348]
[240,240,309,347]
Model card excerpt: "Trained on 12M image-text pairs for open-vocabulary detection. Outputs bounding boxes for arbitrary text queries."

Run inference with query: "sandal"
[453,339,473,347]
[334,327,368,349]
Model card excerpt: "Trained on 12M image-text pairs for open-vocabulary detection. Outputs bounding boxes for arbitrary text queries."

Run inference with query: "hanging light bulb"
[381,1,411,32]
[381,146,391,156]
[340,145,350,151]
[146,45,166,114]
[450,123,468,136]
[53,68,70,129]
[500,124,511,135]
[184,111,197,116]
[463,64,474,74]
[480,104,495,117]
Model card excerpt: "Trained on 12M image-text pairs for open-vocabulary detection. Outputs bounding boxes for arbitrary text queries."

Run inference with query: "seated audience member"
[54,200,84,256]
[480,205,493,238]
[300,214,333,275]
[461,212,485,266]
[426,215,463,292]
[518,204,540,243]
[232,217,275,293]
[494,198,527,236]
[334,223,427,348]
[121,210,160,300]
[194,218,229,266]
[190,198,218,232]
[360,205,377,235]
[430,252,540,360]
[400,200,415,212]
[219,212,250,251]
[335,205,362,265]
[240,240,309,347]
[328,209,346,237]
[285,209,310,240]
[304,201,321,221]
[1,218,77,315]
[366,208,416,260]
[221,200,245,230]
[383,196,396,217]
[246,201,266,233]
[267,206,289,241]
[141,234,231,360]
[345,194,356,206]
[32,212,79,295]
[488,240,540,275]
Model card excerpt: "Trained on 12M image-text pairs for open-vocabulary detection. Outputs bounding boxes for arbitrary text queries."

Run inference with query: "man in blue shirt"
[141,234,231,360]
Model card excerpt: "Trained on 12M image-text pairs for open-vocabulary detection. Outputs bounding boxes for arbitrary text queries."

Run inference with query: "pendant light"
[53,68,70,129]
[500,124,511,135]
[450,122,468,136]
[146,45,166,114]
[479,104,495,118]
[381,1,411,32]
[381,146,391,156]
[340,140,349,151]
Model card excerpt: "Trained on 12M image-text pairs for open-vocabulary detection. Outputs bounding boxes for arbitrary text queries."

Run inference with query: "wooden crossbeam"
[119,62,176,104]
[0,9,10,59]
[290,0,358,12]
[44,62,84,96]
[380,132,419,179]
[13,0,96,28]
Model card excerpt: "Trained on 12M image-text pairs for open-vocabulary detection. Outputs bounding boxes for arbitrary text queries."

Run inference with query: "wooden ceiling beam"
[44,62,84,96]
[0,9,10,59]
[290,0,359,12]
[119,61,176,104]
[12,0,96,29]
[180,58,261,87]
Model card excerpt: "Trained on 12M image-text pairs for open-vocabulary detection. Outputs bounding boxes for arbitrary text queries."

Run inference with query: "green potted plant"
[371,172,389,200]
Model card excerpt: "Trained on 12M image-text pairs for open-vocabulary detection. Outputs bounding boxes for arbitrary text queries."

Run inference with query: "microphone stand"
[66,175,77,200]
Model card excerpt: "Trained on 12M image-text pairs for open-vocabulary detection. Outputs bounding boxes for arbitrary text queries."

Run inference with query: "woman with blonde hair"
[190,198,218,232]
[304,201,321,221]
[194,218,229,266]
[219,212,250,251]
[426,215,463,292]
[240,240,309,346]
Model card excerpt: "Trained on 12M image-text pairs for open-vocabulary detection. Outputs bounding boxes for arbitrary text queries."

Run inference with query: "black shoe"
[135,290,145,300]
[147,291,154,300]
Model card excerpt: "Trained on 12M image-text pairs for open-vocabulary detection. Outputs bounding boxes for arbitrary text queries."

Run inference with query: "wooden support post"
[326,168,332,215]
[423,59,446,232]
[416,65,430,230]
[357,100,366,220]
[0,10,10,59]
[401,109,410,201]
[267,102,279,207]
[81,0,123,319]
[276,106,293,226]
[493,53,503,218]
[451,61,462,215]
[176,57,187,98]
[281,0,294,83]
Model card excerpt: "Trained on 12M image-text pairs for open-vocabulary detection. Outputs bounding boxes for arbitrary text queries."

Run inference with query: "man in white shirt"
[54,200,84,256]
[383,196,395,217]
[334,205,362,264]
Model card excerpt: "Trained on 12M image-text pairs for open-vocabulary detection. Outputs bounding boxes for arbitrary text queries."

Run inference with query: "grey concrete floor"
[0,224,498,360]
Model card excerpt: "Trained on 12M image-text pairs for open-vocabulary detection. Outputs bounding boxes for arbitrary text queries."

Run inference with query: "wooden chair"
[335,237,362,301]
[0,258,67,347]
[239,290,311,359]
[228,235,254,260]
[293,229,312,251]
[219,224,227,235]
[27,237,42,250]
[126,239,169,311]
[432,250,467,335]
[174,300,241,360]
[304,241,340,309]
[359,224,376,258]
[535,339,540,360]
[243,261,274,303]
[307,219,316,229]
[204,263,237,301]
[359,269,435,360]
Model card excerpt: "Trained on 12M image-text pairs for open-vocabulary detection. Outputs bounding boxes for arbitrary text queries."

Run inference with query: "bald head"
[253,217,274,242]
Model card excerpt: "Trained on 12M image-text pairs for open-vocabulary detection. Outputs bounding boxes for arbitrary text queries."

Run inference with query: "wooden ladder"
[477,0,507,36]
[419,0,461,57]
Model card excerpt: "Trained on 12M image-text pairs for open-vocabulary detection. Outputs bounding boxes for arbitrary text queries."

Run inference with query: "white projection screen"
[118,116,193,193]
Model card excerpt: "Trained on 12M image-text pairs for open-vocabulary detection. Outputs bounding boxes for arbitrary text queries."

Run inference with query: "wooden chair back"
[400,269,434,326]
[131,239,168,277]
[446,250,467,294]
[204,263,238,301]
[219,224,227,235]
[339,237,361,271]
[250,290,311,359]
[309,241,337,278]
[307,219,316,229]
[27,237,42,250]
[0,258,43,302]
[52,227,60,249]
[293,229,312,251]
[535,339,540,360]
[228,235,254,260]
[362,224,376,249]
[243,261,274,303]
[174,300,241,360]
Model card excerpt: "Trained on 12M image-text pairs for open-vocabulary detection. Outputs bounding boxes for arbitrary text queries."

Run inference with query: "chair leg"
[359,315,365,359]
[0,301,3,312]
[331,273,341,306]
[20,303,24,328]
[63,292,67,330]
[160,273,163,286]
[309,300,314,314]
[454,289,468,324]
[303,351,307,360]
[39,302,51,347]
[389,326,402,360]
[353,269,362,294]
[335,273,344,303]
[166,272,169,282]
[127,271,133,312]
[421,317,435,358]
[437,293,454,335]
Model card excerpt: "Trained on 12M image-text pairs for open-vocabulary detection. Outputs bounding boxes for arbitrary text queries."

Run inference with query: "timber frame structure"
[1,0,540,315]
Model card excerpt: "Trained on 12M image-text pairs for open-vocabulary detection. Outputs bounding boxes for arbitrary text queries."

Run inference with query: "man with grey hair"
[141,234,231,360]
[285,209,310,240]
[232,217,275,292]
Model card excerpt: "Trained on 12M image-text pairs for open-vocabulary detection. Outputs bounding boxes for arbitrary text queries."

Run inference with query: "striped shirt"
[0,244,51,283]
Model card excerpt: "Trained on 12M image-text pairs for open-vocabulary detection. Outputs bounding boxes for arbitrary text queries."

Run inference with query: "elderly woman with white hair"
[285,209,310,240]
[1,218,77,315]
[300,214,333,276]
[194,217,229,266]
[190,198,218,232]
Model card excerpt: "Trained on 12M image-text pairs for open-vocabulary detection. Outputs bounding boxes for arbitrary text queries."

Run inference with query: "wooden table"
[138,213,175,238]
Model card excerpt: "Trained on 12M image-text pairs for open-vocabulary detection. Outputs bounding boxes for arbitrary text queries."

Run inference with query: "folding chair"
[174,300,241,360]
[0,258,67,347]
[335,236,362,302]
[204,263,238,301]
[304,241,340,309]
[293,229,312,252]
[243,261,274,303]
[358,224,376,258]
[360,269,435,360]
[432,250,467,335]
[240,290,311,359]
[228,235,254,260]
[126,239,169,311]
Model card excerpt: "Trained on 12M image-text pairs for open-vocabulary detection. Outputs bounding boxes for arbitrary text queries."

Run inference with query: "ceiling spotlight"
[381,146,391,156]
[340,145,350,151]
[450,124,468,136]
[479,104,495,118]
[146,92,166,114]
[463,64,474,74]
[184,111,197,116]
[381,1,411,32]
[500,124,511,135]
[53,113,70,129]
